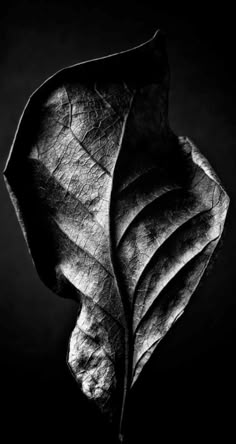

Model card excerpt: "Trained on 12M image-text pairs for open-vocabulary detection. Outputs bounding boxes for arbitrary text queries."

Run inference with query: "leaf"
[4,30,229,441]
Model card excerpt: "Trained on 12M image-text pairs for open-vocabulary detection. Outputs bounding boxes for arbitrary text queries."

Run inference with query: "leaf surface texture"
[4,31,229,436]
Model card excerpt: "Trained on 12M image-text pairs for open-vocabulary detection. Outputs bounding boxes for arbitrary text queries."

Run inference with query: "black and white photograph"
[0,2,235,443]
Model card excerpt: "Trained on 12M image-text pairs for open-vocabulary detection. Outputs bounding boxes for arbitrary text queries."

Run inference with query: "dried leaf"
[4,31,229,441]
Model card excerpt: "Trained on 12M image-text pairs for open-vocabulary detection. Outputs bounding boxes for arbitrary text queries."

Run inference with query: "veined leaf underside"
[3,30,229,441]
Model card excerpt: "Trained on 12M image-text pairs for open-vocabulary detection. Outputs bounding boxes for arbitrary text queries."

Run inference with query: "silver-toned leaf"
[4,30,229,441]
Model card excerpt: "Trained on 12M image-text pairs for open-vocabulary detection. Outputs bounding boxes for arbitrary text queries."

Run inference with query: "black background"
[0,2,235,443]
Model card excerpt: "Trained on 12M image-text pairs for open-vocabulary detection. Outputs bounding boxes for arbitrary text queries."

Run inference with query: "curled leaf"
[4,30,229,441]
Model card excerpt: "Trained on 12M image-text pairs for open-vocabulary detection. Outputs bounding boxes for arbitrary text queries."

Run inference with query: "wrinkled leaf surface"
[4,31,229,439]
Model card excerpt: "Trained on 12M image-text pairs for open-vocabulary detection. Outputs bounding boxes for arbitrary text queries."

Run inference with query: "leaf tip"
[148,28,166,49]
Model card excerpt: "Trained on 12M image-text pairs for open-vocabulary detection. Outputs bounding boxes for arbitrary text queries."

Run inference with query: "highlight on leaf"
[3,29,229,442]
